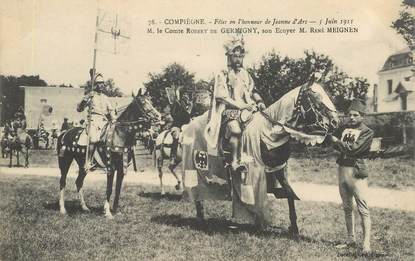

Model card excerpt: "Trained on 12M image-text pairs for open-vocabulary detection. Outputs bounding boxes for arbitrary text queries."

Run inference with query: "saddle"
[155,130,175,159]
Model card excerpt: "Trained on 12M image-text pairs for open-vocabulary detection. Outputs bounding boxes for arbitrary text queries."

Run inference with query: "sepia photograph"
[0,0,414,260]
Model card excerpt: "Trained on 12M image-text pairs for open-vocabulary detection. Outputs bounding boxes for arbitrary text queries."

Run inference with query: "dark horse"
[57,89,161,218]
[3,120,32,167]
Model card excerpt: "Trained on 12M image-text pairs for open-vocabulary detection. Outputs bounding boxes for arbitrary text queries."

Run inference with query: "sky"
[0,0,409,94]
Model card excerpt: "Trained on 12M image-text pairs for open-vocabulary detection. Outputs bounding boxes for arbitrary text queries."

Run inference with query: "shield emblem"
[193,150,208,171]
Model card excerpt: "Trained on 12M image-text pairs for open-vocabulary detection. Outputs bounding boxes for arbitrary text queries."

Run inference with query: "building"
[376,47,414,112]
[20,86,132,130]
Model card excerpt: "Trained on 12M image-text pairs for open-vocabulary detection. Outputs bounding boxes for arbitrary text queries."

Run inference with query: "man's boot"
[229,136,240,171]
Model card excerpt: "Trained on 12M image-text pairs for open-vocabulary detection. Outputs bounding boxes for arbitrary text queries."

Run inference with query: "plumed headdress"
[224,34,246,55]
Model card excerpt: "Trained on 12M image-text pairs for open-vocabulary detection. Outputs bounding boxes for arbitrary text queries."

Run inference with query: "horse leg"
[105,168,115,219]
[168,162,181,191]
[286,197,299,241]
[112,167,125,214]
[59,155,73,215]
[158,166,165,196]
[9,148,12,167]
[16,150,20,167]
[276,173,299,240]
[74,156,89,211]
[195,200,205,220]
[24,147,29,168]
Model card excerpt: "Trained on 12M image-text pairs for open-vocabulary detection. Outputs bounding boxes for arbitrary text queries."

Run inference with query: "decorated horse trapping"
[57,89,161,218]
[181,82,339,229]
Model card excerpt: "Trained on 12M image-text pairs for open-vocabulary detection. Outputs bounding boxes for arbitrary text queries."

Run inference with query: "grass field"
[2,146,413,190]
[0,174,414,261]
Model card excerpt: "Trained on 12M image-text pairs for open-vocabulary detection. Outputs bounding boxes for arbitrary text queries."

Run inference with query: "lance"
[85,12,100,168]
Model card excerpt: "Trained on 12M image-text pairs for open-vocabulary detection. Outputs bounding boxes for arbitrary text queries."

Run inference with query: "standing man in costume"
[77,74,115,168]
[205,36,265,170]
[169,91,192,166]
[328,99,374,254]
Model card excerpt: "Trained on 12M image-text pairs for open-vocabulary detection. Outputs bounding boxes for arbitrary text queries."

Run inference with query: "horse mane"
[263,86,300,125]
[115,97,143,123]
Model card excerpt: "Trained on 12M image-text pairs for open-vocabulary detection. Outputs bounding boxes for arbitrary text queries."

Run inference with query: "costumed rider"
[205,35,266,171]
[169,91,192,166]
[77,74,115,168]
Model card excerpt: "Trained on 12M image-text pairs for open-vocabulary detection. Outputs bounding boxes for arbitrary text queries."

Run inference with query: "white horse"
[181,82,339,238]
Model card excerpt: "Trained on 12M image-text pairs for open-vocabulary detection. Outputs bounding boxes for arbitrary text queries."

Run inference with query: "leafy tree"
[249,51,370,112]
[102,78,123,97]
[0,75,47,124]
[392,0,415,49]
[143,63,196,111]
[83,78,123,97]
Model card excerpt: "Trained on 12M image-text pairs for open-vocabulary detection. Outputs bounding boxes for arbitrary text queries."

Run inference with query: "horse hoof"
[175,183,181,190]
[288,226,300,241]
[60,209,67,215]
[82,206,90,212]
[105,213,114,219]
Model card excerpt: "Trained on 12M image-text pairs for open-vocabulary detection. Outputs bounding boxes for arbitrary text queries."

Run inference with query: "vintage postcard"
[0,0,413,260]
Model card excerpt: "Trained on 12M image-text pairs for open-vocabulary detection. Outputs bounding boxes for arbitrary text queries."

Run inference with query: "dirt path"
[1,166,414,212]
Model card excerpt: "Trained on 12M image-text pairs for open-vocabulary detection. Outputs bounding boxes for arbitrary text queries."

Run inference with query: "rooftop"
[379,47,414,72]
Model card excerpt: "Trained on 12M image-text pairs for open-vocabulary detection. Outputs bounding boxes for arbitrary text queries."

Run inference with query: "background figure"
[329,99,374,255]
[61,118,70,132]
[79,119,86,128]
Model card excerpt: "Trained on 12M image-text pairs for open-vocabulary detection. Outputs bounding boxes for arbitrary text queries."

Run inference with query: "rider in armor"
[77,74,115,168]
[169,92,192,165]
[205,36,266,170]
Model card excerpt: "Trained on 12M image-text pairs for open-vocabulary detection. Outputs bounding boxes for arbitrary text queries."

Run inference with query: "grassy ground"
[0,174,414,260]
[289,155,415,189]
[1,146,413,190]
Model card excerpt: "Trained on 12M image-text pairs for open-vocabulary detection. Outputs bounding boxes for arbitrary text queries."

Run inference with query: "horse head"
[264,82,339,145]
[116,88,161,128]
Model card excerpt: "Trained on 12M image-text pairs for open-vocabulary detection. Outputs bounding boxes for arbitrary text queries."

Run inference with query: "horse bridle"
[290,84,334,135]
[260,83,335,136]
[113,96,158,128]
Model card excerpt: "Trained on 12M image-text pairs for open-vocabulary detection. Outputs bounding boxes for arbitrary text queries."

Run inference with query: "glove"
[257,102,266,111]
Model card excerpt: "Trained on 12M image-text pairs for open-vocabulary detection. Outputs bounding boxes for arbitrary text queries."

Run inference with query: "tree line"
[144,50,370,115]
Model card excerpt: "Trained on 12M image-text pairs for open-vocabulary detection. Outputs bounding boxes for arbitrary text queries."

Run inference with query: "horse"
[4,120,32,168]
[153,96,197,196]
[153,129,183,195]
[180,82,339,239]
[57,89,161,218]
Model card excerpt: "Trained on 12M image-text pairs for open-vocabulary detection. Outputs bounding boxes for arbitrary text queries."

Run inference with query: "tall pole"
[85,10,100,167]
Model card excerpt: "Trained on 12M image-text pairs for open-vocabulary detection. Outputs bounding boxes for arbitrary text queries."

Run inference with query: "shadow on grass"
[151,213,337,245]
[138,191,183,201]
[43,200,103,216]
[337,249,387,259]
